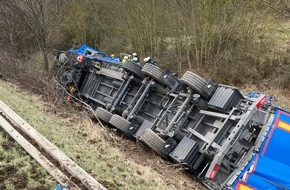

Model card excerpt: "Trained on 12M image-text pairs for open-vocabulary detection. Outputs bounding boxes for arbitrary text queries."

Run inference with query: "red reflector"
[77,55,84,63]
[209,164,219,180]
[256,95,266,108]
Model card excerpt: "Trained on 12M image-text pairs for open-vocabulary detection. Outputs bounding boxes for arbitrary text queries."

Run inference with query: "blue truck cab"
[53,44,122,66]
[68,44,122,64]
[228,108,290,190]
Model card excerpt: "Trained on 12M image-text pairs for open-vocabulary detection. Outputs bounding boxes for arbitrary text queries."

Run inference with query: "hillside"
[1,1,290,189]
[0,79,206,190]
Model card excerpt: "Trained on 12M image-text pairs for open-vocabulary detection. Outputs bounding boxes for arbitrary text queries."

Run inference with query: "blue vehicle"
[68,44,122,64]
[227,108,290,190]
[68,44,107,57]
[53,44,290,190]
[53,44,122,65]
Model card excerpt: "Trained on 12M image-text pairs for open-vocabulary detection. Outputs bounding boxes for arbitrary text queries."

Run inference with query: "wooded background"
[1,0,290,88]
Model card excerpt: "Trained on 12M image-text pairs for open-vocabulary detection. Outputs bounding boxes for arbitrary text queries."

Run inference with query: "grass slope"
[0,79,205,190]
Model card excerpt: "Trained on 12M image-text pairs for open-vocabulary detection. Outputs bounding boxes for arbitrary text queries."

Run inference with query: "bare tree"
[110,0,167,58]
[2,0,64,72]
[62,0,110,49]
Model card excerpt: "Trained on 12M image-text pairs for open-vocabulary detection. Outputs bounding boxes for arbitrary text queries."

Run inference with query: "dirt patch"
[0,164,28,189]
[0,136,55,189]
[0,164,18,176]
[1,139,15,151]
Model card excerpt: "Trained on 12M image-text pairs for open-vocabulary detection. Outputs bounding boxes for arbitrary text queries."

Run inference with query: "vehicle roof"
[68,44,107,56]
[68,44,122,64]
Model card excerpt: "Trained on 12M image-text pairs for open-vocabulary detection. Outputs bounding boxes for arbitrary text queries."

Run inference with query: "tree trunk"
[43,50,49,72]
[41,37,49,72]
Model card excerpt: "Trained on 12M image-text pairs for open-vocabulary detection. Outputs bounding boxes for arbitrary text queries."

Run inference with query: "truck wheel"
[141,63,165,85]
[123,61,145,79]
[139,128,167,159]
[95,107,113,123]
[109,114,131,133]
[181,71,208,100]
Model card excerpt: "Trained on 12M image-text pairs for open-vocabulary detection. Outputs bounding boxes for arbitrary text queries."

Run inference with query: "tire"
[95,107,113,123]
[181,71,209,100]
[123,61,145,79]
[109,114,131,133]
[141,63,165,85]
[139,128,167,159]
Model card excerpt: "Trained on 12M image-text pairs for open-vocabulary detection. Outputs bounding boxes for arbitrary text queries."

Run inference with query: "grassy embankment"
[0,79,205,190]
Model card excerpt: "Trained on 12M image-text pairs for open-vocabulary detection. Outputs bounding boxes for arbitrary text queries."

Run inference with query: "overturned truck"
[53,46,290,190]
